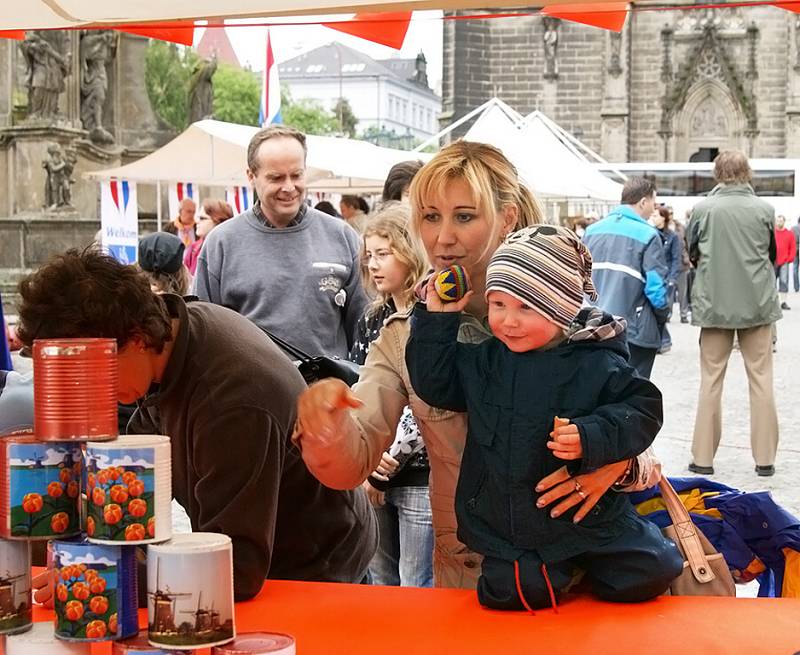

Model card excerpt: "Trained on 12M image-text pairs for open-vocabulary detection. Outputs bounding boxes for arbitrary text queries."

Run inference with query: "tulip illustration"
[56,583,68,602]
[92,487,106,506]
[64,600,84,621]
[103,503,123,525]
[88,575,107,595]
[67,481,79,498]
[89,595,109,615]
[128,498,147,518]
[108,613,118,634]
[51,512,70,533]
[22,492,43,513]
[48,481,64,498]
[109,484,129,504]
[147,517,156,538]
[125,523,146,541]
[86,516,95,537]
[72,581,90,601]
[127,479,145,498]
[85,619,107,638]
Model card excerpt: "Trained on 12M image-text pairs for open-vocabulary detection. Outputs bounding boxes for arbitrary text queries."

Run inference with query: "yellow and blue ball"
[434,265,469,302]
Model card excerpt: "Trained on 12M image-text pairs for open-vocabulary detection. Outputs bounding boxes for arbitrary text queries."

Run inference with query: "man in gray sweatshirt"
[194,125,368,359]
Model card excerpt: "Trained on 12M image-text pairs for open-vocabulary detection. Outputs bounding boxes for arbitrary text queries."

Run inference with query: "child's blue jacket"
[406,305,663,564]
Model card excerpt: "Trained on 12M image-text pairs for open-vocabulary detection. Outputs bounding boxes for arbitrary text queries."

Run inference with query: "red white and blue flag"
[259,29,282,126]
[226,186,252,215]
[168,181,197,222]
[100,179,138,264]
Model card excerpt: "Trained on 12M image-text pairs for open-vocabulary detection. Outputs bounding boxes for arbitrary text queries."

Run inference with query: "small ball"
[434,265,469,302]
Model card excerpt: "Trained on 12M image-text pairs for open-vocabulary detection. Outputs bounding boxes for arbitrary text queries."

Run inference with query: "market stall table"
[29,579,800,654]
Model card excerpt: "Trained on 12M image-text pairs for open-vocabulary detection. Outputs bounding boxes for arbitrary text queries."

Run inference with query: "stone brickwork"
[443,4,799,161]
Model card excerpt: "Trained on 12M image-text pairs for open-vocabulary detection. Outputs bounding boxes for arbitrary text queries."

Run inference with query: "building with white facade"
[278,43,441,145]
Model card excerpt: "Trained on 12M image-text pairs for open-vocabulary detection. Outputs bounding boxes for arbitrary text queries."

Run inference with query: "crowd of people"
[0,125,796,609]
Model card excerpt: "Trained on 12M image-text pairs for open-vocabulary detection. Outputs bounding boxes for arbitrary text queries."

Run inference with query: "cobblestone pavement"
[651,292,799,518]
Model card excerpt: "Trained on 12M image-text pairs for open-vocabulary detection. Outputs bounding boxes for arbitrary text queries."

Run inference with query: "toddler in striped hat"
[407,224,680,612]
[484,225,598,352]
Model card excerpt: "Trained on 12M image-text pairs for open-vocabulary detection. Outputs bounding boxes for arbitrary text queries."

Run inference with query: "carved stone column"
[786,16,800,156]
[600,27,629,161]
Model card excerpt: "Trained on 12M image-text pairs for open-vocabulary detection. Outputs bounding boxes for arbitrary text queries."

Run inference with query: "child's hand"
[547,416,583,460]
[425,272,473,313]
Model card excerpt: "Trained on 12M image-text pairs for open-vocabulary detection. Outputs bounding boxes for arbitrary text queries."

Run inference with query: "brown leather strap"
[659,479,716,583]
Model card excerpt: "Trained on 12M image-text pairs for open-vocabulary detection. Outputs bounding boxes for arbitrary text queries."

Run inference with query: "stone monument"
[188,54,217,124]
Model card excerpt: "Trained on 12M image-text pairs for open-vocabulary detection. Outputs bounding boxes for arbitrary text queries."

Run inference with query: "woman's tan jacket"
[295,310,662,589]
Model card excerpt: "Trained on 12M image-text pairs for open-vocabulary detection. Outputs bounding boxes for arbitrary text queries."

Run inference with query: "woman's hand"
[424,273,473,313]
[296,378,363,450]
[362,480,385,507]
[32,569,54,608]
[534,460,629,523]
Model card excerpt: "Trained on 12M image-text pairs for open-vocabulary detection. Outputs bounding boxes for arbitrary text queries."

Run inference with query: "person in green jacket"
[687,150,782,477]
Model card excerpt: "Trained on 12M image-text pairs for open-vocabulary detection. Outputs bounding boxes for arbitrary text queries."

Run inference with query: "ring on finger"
[574,479,587,500]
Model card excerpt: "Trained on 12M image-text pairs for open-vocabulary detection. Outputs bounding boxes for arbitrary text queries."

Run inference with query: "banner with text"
[101,179,138,264]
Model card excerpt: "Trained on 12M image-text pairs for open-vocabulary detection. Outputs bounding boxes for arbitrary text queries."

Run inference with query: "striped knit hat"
[485,225,598,330]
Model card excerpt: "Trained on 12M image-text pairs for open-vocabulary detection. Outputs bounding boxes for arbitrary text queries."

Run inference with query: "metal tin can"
[84,435,172,545]
[212,632,296,654]
[50,539,138,642]
[112,629,190,653]
[0,538,32,635]
[147,533,235,650]
[0,435,81,540]
[5,621,90,654]
[33,338,118,442]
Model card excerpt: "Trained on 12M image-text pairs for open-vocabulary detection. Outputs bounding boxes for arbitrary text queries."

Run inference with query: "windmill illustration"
[0,570,29,619]
[180,591,220,635]
[148,559,191,635]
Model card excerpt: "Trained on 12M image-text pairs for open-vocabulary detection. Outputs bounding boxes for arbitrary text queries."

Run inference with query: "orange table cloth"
[30,579,800,654]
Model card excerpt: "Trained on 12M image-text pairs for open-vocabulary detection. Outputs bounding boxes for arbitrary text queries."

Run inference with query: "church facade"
[442,4,800,161]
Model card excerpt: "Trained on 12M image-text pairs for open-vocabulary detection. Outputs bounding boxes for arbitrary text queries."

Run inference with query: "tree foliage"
[333,97,359,138]
[280,86,339,136]
[213,64,260,126]
[144,41,197,130]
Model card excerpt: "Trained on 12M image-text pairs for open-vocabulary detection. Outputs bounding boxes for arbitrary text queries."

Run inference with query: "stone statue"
[80,30,117,145]
[413,51,429,87]
[608,32,623,77]
[43,144,76,210]
[543,17,560,80]
[20,31,70,120]
[188,55,217,124]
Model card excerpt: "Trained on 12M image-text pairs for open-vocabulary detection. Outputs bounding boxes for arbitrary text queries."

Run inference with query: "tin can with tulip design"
[0,435,81,540]
[0,538,32,635]
[50,540,138,642]
[84,436,171,545]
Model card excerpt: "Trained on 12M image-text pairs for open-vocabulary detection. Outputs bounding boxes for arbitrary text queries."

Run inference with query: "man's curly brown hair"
[17,248,173,352]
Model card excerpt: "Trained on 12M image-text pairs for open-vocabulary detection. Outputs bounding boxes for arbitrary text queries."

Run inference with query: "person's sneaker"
[780,302,791,310]
[658,344,671,354]
[688,462,714,475]
[755,465,775,477]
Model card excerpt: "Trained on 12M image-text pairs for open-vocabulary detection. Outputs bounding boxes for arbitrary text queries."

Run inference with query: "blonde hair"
[408,141,544,255]
[713,150,753,185]
[141,266,192,296]
[360,202,427,318]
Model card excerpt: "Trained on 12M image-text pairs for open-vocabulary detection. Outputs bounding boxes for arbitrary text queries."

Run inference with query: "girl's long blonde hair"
[408,141,544,259]
[360,202,427,318]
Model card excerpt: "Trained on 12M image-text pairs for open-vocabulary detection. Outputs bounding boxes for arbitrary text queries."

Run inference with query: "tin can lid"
[149,532,232,553]
[86,434,170,449]
[212,632,296,654]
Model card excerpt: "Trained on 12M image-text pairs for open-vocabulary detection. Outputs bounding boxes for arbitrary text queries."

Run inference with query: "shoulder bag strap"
[659,478,716,583]
[259,328,312,364]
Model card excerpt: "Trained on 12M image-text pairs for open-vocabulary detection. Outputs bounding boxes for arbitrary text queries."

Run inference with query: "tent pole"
[156,180,162,231]
[412,98,499,153]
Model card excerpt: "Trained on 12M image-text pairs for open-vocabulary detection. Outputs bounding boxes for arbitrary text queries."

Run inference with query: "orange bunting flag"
[323,12,412,50]
[0,30,26,40]
[772,1,800,14]
[541,3,629,32]
[111,21,196,46]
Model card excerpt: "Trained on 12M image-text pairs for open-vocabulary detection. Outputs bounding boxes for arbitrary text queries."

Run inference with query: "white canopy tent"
[87,119,431,223]
[5,0,595,30]
[415,98,622,204]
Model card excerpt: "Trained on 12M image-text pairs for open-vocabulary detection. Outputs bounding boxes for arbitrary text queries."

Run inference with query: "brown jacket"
[297,309,661,588]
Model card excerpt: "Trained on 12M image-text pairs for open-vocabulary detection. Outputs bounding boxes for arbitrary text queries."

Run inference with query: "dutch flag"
[259,29,282,127]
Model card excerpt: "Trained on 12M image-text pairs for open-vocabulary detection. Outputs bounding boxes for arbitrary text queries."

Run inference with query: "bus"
[595,160,800,222]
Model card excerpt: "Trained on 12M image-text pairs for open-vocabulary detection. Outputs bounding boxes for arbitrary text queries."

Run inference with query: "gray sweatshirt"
[194,206,368,358]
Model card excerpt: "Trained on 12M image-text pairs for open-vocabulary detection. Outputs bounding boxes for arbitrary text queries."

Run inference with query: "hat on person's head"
[138,233,185,275]
[485,225,598,331]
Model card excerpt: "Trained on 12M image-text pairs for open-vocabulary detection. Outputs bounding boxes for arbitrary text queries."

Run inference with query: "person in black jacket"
[406,225,682,611]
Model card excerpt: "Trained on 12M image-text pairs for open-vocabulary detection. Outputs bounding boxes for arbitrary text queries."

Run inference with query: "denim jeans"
[369,485,434,588]
[775,264,789,293]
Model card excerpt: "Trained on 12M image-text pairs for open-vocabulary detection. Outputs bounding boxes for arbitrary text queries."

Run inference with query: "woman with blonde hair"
[184,199,234,276]
[348,202,433,587]
[295,141,662,589]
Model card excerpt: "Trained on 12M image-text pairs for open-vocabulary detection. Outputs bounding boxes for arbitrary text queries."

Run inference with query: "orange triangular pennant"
[109,21,196,46]
[323,12,412,50]
[541,3,629,32]
[772,1,800,13]
[0,30,26,40]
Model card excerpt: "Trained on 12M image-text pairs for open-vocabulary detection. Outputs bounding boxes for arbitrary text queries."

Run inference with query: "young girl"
[406,225,683,610]
[348,203,434,587]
